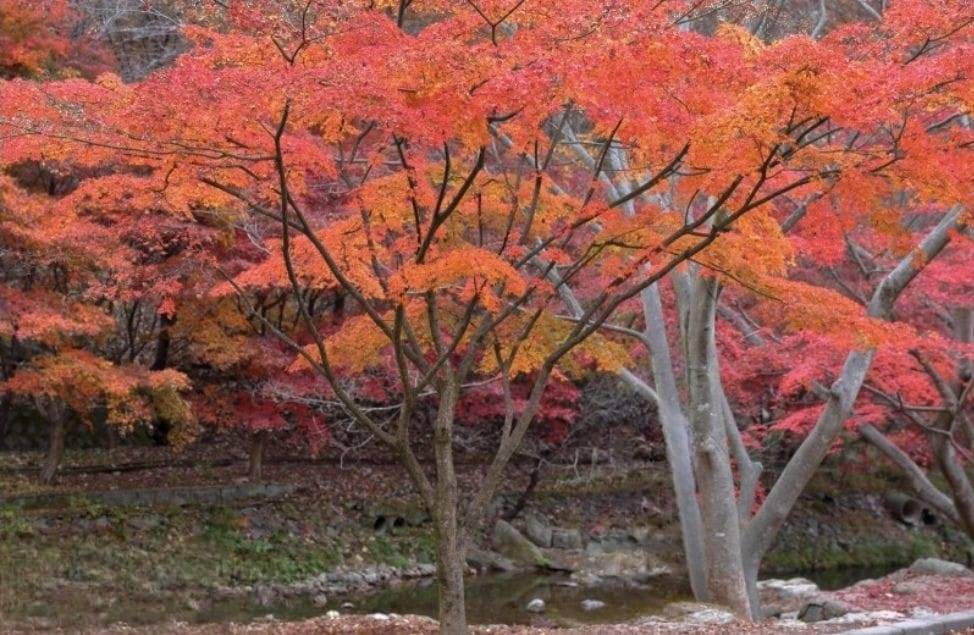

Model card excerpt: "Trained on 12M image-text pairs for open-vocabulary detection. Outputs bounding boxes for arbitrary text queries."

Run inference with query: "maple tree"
[2,0,973,629]
[544,0,973,617]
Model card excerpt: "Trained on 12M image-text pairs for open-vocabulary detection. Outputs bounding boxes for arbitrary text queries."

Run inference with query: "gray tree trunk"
[742,206,966,579]
[631,283,710,600]
[859,423,960,524]
[686,276,751,616]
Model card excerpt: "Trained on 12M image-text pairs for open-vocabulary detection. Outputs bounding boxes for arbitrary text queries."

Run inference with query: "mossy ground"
[0,493,435,627]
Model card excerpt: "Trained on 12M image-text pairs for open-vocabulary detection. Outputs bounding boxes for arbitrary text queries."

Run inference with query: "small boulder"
[526,598,545,612]
[312,594,328,607]
[629,527,652,545]
[551,528,583,550]
[571,550,670,582]
[491,520,550,568]
[581,599,606,611]
[127,515,163,531]
[525,514,553,548]
[663,601,735,624]
[325,610,340,619]
[757,578,820,617]
[798,598,857,623]
[466,548,517,572]
[908,557,974,577]
[892,579,926,595]
[254,586,276,608]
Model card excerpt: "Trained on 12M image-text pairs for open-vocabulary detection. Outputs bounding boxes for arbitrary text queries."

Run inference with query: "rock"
[362,571,380,585]
[686,608,736,624]
[551,528,583,550]
[525,598,545,612]
[798,598,857,623]
[758,578,820,617]
[908,557,974,577]
[255,586,276,607]
[580,599,606,611]
[820,609,904,625]
[664,601,735,624]
[367,613,390,621]
[593,530,635,551]
[524,514,553,548]
[570,550,670,582]
[325,610,340,619]
[892,580,926,595]
[570,571,604,586]
[629,527,652,545]
[127,515,163,531]
[312,593,329,607]
[491,520,549,567]
[633,443,663,461]
[341,601,355,609]
[466,548,517,572]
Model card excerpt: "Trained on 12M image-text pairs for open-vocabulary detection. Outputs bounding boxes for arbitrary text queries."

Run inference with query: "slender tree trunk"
[39,401,66,485]
[432,375,467,634]
[502,454,545,521]
[634,283,710,600]
[860,423,960,524]
[930,308,974,535]
[150,314,174,445]
[930,433,974,534]
[742,207,965,596]
[686,277,751,617]
[0,393,11,450]
[249,429,269,482]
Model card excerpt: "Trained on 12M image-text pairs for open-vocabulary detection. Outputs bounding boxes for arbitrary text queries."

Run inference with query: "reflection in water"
[791,564,901,591]
[341,572,687,626]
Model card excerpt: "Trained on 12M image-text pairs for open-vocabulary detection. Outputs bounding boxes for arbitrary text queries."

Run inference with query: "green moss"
[765,527,946,573]
[366,528,436,567]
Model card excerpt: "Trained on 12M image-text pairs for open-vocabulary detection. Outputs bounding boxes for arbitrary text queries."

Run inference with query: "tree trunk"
[434,503,467,634]
[634,283,710,600]
[686,277,751,617]
[0,393,11,450]
[859,423,960,524]
[249,429,269,482]
[930,432,974,536]
[150,314,174,445]
[741,207,965,597]
[432,375,467,634]
[930,308,974,535]
[40,403,66,485]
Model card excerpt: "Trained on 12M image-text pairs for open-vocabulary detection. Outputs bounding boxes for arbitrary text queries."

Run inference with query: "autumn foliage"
[0,0,972,626]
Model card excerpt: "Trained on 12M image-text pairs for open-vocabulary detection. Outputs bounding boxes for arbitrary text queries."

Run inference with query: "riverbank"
[1,444,972,630]
[9,564,974,634]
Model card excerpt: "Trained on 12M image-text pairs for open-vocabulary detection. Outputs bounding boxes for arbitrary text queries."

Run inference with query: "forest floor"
[1,432,973,632]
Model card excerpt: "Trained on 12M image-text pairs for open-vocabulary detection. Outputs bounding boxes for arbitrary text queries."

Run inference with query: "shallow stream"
[193,565,899,627]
